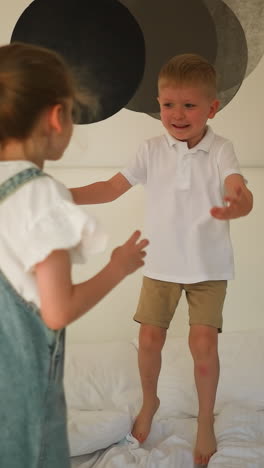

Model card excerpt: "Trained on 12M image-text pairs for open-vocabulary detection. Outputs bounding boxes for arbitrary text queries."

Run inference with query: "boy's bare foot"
[131,397,160,443]
[194,417,217,466]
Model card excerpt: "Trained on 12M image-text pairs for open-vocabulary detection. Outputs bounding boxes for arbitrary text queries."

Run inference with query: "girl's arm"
[70,172,132,205]
[210,174,253,220]
[35,230,148,330]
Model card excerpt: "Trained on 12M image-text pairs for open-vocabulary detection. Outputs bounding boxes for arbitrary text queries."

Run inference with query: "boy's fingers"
[236,186,242,196]
[211,206,231,219]
[224,196,238,204]
[211,206,222,214]
[224,187,243,204]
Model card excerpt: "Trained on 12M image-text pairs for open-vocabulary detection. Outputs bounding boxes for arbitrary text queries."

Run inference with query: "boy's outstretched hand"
[210,175,253,220]
[210,187,245,220]
[111,230,149,276]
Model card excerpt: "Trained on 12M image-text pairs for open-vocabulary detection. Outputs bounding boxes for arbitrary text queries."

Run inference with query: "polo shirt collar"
[166,125,214,154]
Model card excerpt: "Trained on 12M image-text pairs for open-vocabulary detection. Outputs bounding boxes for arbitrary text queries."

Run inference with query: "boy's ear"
[48,104,63,133]
[208,99,220,119]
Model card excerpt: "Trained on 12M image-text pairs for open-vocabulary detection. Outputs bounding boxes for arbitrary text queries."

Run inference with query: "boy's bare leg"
[132,324,167,443]
[189,325,219,466]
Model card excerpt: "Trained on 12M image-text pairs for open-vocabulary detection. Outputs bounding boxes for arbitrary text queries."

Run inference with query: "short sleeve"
[120,141,148,186]
[12,177,108,272]
[217,140,243,186]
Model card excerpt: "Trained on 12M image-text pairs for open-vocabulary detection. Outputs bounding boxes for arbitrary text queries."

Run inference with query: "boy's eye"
[184,103,195,109]
[163,102,172,108]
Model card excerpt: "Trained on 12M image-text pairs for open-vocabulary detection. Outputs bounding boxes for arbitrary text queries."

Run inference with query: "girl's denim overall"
[0,168,71,468]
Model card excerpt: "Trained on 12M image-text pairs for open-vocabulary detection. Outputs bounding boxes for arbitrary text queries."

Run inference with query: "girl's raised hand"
[111,230,149,276]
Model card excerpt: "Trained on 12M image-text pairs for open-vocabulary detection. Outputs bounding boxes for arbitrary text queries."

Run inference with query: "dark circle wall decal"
[11,0,145,124]
[203,0,248,110]
[120,0,217,115]
[224,0,264,78]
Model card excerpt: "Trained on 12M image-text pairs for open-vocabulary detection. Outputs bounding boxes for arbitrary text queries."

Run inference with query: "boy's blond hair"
[158,53,217,98]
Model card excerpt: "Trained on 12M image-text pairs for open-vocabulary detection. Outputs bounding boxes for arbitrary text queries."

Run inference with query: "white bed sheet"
[71,404,264,468]
[209,405,264,468]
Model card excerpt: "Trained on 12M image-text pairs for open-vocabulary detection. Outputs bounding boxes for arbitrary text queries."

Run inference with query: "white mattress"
[71,404,264,468]
[66,331,264,468]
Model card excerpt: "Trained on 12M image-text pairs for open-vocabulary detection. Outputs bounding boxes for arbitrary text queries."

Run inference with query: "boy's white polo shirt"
[121,126,242,283]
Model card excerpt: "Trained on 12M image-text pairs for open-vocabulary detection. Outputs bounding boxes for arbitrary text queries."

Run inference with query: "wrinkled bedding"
[66,330,264,468]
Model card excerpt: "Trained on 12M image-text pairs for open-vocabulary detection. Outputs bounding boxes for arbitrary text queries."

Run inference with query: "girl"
[0,42,148,468]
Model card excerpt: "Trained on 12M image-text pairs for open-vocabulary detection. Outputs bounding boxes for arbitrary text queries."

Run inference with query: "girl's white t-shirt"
[0,160,107,307]
[121,126,242,283]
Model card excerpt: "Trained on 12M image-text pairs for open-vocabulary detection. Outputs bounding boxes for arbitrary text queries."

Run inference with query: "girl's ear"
[48,104,63,133]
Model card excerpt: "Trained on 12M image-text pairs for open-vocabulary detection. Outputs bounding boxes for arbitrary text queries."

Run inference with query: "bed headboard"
[45,166,264,344]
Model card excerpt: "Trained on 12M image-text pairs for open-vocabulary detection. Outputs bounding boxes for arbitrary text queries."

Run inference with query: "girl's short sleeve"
[12,177,108,272]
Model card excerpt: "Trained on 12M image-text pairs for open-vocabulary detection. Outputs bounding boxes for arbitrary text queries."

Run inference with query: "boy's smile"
[158,85,219,148]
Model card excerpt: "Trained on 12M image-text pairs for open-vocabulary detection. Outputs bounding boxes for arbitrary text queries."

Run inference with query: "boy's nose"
[172,107,184,119]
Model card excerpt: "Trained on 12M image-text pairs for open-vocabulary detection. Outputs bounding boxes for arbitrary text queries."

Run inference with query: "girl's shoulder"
[0,160,71,203]
[0,162,73,234]
[31,172,72,204]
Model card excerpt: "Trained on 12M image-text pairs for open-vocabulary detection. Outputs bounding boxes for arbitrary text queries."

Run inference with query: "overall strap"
[0,167,48,203]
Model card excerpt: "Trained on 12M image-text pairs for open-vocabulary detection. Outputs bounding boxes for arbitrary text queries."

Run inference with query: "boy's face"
[157,84,219,148]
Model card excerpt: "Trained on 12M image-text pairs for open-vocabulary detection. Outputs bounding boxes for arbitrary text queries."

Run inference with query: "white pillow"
[211,403,264,466]
[216,329,264,412]
[215,402,261,440]
[64,341,141,414]
[132,329,264,418]
[68,408,130,456]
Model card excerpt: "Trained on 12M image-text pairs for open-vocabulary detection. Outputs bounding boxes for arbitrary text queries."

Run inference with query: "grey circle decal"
[120,0,217,115]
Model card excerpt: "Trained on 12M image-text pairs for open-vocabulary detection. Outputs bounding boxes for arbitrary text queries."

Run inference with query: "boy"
[70,54,253,465]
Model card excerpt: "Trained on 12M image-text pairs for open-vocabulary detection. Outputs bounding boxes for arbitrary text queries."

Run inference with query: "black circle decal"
[11,0,145,124]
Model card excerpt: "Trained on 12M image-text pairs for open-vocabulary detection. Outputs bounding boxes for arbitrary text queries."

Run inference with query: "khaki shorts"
[134,277,227,333]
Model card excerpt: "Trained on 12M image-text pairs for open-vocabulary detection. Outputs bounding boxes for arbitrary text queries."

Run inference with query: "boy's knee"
[189,328,218,360]
[139,324,166,351]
